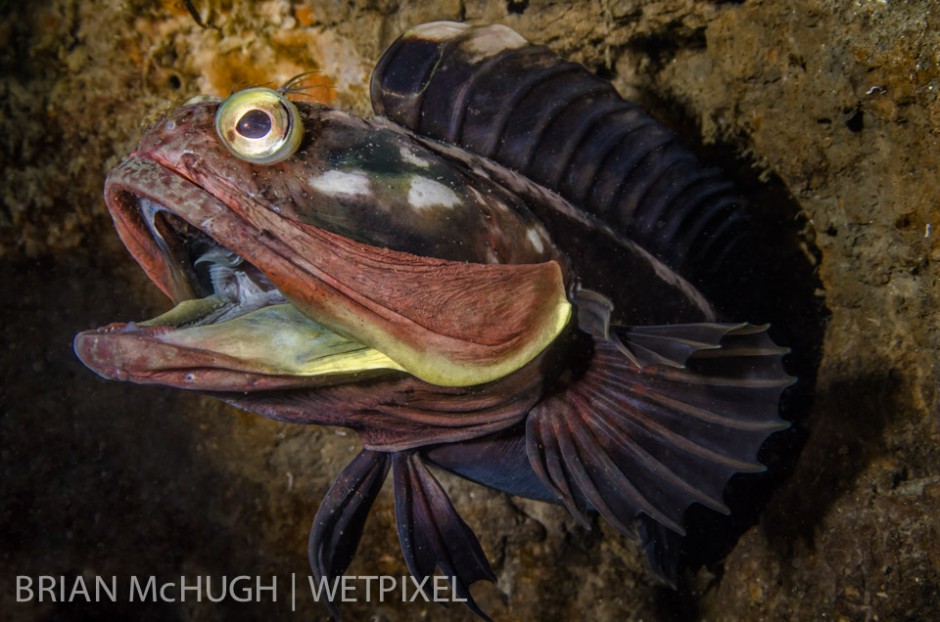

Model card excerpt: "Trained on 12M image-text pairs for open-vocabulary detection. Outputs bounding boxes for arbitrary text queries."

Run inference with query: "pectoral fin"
[525,323,793,574]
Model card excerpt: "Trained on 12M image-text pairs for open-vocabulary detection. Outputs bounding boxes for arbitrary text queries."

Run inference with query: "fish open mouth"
[135,205,286,326]
[76,150,572,390]
[73,157,406,392]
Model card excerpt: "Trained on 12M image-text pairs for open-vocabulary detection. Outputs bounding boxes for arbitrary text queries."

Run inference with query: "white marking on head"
[405,23,526,62]
[471,165,491,179]
[309,170,372,198]
[526,228,545,254]
[406,21,470,42]
[399,146,430,168]
[407,176,461,210]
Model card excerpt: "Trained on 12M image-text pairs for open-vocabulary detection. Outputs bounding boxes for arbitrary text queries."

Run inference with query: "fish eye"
[214,87,303,164]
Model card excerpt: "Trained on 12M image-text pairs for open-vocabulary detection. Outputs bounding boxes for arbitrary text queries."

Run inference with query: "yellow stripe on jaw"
[151,293,570,386]
[371,295,572,388]
[156,303,405,377]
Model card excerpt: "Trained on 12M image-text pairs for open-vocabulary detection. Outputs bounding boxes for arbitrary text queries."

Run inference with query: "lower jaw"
[73,300,405,392]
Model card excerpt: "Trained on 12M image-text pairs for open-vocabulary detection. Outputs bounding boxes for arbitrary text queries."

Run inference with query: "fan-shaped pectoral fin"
[525,324,794,580]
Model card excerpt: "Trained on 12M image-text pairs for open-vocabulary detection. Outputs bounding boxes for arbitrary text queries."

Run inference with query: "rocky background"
[2,0,938,620]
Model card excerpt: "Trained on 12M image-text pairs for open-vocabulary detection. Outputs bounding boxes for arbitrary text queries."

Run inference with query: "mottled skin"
[74,23,793,621]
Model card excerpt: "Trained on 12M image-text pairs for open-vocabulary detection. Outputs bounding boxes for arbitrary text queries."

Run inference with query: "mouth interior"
[137,199,287,327]
[118,194,405,380]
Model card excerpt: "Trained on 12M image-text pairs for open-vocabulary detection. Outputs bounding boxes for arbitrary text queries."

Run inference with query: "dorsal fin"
[371,22,752,288]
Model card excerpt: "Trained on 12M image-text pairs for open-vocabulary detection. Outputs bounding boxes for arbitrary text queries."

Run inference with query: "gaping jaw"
[74,157,406,392]
[75,153,572,391]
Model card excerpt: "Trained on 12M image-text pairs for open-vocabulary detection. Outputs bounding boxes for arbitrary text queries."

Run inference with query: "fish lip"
[71,320,396,391]
[102,155,238,304]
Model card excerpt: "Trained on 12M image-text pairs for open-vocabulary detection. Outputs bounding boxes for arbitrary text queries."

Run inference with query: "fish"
[74,21,793,620]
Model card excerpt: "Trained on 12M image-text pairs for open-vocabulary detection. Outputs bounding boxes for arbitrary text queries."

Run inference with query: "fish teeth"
[194,246,243,269]
[208,263,239,300]
[139,198,171,257]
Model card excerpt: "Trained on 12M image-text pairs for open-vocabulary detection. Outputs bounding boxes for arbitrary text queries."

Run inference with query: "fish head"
[74,89,572,393]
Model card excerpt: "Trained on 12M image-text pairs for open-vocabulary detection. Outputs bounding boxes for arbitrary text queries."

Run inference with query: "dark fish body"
[73,22,793,620]
[371,22,749,291]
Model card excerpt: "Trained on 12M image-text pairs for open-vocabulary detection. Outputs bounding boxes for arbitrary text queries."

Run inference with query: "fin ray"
[308,449,391,619]
[525,323,792,558]
[567,392,686,532]
[526,416,592,526]
[392,452,496,620]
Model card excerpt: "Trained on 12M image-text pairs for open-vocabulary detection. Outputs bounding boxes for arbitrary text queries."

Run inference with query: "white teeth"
[140,198,286,326]
[139,198,171,256]
[194,247,243,269]
[197,248,245,301]
[192,244,286,325]
[208,263,238,299]
[234,269,282,308]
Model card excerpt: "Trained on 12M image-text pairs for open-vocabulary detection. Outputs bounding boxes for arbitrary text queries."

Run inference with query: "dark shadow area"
[0,256,312,621]
[674,164,827,580]
[622,24,707,76]
[35,600,186,622]
[761,371,898,556]
[652,582,699,621]
[626,86,830,586]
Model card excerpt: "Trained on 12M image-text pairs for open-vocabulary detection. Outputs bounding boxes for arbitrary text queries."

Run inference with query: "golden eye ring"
[214,87,303,164]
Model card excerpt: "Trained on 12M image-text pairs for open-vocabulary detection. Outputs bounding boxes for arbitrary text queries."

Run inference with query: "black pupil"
[235,109,273,139]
